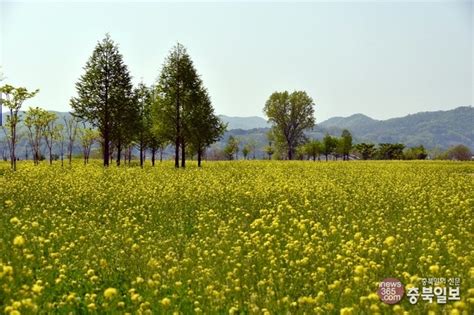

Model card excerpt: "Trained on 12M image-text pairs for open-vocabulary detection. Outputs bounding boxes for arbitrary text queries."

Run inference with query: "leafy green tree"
[71,34,134,167]
[305,139,322,161]
[153,43,201,168]
[354,143,376,160]
[24,107,47,165]
[264,141,275,160]
[340,129,353,160]
[56,123,66,166]
[247,138,258,159]
[242,145,250,160]
[224,136,239,160]
[42,112,58,165]
[79,127,100,165]
[63,115,80,166]
[263,91,315,160]
[447,144,472,161]
[404,145,428,160]
[322,134,337,161]
[377,143,405,160]
[0,84,39,170]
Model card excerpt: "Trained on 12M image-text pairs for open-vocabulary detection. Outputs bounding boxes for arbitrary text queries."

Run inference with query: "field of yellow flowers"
[0,160,473,314]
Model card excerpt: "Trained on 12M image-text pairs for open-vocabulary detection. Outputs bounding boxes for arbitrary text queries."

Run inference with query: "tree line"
[1,35,225,169]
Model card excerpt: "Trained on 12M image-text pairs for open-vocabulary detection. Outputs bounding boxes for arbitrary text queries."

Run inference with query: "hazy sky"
[1,1,472,121]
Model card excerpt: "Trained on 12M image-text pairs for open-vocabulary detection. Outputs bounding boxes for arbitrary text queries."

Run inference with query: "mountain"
[319,113,376,130]
[318,106,473,150]
[218,115,269,130]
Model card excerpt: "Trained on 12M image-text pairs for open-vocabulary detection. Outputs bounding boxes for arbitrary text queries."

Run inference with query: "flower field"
[0,161,473,314]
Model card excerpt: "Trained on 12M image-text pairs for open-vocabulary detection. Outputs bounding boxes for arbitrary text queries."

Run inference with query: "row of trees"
[71,35,225,168]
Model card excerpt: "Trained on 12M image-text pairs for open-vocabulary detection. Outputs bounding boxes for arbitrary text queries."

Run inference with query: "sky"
[0,1,472,122]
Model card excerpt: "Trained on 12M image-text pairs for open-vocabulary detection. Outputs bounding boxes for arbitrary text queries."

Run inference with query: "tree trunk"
[181,138,186,168]
[116,142,122,166]
[103,130,110,167]
[140,139,144,168]
[151,147,156,166]
[197,149,202,167]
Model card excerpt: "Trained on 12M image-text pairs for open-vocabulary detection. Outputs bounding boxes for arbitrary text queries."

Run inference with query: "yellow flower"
[340,307,353,315]
[354,265,365,275]
[104,287,118,299]
[384,236,395,246]
[13,235,25,246]
[10,217,20,225]
[429,265,440,273]
[161,297,171,307]
[32,284,43,294]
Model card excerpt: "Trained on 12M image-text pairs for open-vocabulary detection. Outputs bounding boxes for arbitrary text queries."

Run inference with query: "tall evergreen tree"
[70,34,134,167]
[153,43,212,168]
[134,82,153,167]
[187,84,226,167]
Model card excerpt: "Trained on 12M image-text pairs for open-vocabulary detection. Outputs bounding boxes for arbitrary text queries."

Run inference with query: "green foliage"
[0,84,39,170]
[403,145,428,160]
[322,134,337,160]
[303,139,322,161]
[446,144,472,161]
[70,34,134,166]
[354,143,376,160]
[153,43,223,167]
[340,129,352,160]
[376,143,405,160]
[263,91,315,160]
[224,136,239,160]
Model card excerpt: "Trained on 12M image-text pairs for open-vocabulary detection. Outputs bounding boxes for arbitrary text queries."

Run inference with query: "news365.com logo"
[377,277,461,305]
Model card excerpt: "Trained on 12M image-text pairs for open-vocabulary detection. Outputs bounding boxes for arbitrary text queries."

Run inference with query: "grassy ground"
[0,160,473,314]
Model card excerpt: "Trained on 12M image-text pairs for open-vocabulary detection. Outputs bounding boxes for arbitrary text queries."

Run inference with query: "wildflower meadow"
[1,161,473,314]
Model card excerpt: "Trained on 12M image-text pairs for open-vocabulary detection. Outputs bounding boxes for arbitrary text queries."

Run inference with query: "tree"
[354,143,376,160]
[186,84,226,167]
[134,82,153,168]
[224,136,239,160]
[56,123,66,166]
[264,141,275,160]
[42,112,58,165]
[0,85,39,170]
[263,91,315,160]
[64,115,80,165]
[79,127,99,164]
[305,139,322,161]
[153,43,201,168]
[404,145,428,160]
[377,143,405,160]
[24,107,48,165]
[242,145,250,160]
[340,129,352,161]
[322,134,337,161]
[247,138,258,159]
[447,144,472,161]
[71,34,134,167]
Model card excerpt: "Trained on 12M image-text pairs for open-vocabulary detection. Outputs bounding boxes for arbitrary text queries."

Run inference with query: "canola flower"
[0,160,473,314]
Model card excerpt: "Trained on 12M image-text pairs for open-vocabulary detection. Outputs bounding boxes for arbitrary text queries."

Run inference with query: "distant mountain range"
[1,106,473,158]
[219,106,474,153]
